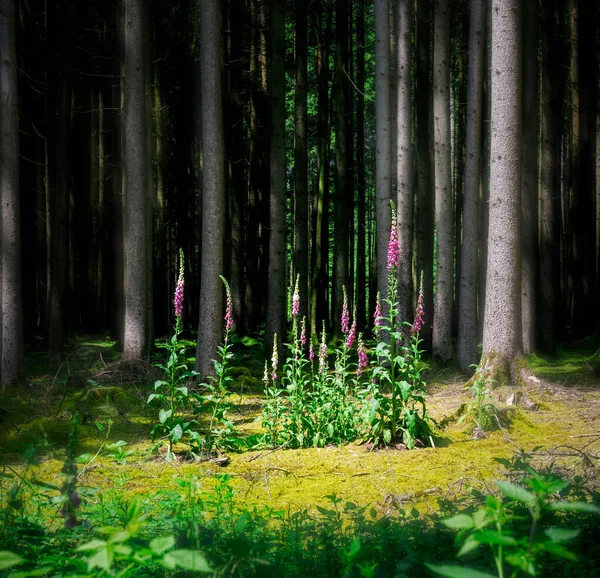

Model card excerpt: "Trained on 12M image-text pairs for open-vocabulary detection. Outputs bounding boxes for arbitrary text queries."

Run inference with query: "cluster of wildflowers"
[387,205,401,271]
[341,286,350,335]
[291,275,300,317]
[271,333,279,381]
[346,316,357,349]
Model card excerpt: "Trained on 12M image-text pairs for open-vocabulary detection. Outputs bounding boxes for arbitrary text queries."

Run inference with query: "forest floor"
[1,335,599,518]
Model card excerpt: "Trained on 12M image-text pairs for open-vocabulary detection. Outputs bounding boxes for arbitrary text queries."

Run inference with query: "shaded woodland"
[1,0,599,386]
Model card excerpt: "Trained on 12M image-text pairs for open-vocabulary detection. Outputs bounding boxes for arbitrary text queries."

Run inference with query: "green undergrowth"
[0,336,599,575]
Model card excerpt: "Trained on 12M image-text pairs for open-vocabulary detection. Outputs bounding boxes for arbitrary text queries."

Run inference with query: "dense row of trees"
[0,0,598,386]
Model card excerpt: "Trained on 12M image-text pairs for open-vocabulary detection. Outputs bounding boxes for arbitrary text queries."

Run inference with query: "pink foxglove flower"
[319,324,328,374]
[411,276,425,335]
[309,342,315,363]
[373,292,383,337]
[174,249,185,318]
[263,361,269,385]
[346,318,357,349]
[271,333,278,381]
[357,334,368,376]
[223,278,234,331]
[300,316,307,346]
[387,220,400,271]
[291,275,300,316]
[341,286,350,334]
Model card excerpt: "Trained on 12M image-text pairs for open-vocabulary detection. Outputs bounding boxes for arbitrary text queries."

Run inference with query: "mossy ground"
[1,335,599,519]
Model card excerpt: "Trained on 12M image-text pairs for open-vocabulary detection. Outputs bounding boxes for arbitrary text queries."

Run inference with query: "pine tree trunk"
[265,0,286,354]
[294,0,309,323]
[432,0,453,361]
[196,0,225,377]
[0,0,24,386]
[457,0,485,371]
[395,0,413,326]
[123,0,151,359]
[482,0,523,378]
[374,0,392,308]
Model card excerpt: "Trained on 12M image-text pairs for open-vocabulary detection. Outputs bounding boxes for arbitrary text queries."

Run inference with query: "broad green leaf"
[542,541,578,561]
[150,536,175,555]
[76,540,107,551]
[495,481,535,503]
[175,386,188,396]
[87,547,111,572]
[171,424,183,443]
[154,380,169,390]
[474,530,517,546]
[442,513,474,530]
[425,563,496,578]
[544,527,580,543]
[163,549,212,572]
[159,409,172,424]
[0,552,24,570]
[457,535,481,557]
[383,429,392,445]
[549,501,600,514]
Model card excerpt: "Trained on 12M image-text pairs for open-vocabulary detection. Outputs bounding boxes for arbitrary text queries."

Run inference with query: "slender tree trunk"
[375,0,392,308]
[123,0,152,359]
[457,0,484,371]
[395,0,413,326]
[539,0,559,353]
[265,0,286,354]
[0,0,24,386]
[48,0,74,356]
[415,0,434,348]
[294,0,309,322]
[520,0,538,355]
[333,0,349,332]
[482,0,523,377]
[432,0,453,361]
[356,0,366,329]
[196,0,225,377]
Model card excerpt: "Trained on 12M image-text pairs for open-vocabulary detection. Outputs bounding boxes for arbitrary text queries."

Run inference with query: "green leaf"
[425,563,496,578]
[0,551,24,570]
[544,527,580,543]
[159,409,172,424]
[171,424,183,443]
[442,514,474,530]
[163,550,212,572]
[383,429,391,445]
[87,547,111,572]
[542,541,578,561]
[150,536,176,555]
[474,530,517,546]
[457,535,481,557]
[175,386,188,396]
[549,501,600,513]
[495,481,535,503]
[154,380,169,390]
[76,539,107,551]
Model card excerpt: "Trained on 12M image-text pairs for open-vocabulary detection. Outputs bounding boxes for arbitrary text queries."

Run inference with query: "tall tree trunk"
[333,0,349,332]
[415,0,434,348]
[457,0,485,371]
[0,0,24,386]
[196,0,225,377]
[265,0,286,354]
[355,0,366,330]
[48,0,74,356]
[482,0,523,377]
[294,0,308,323]
[395,0,413,326]
[520,0,538,355]
[432,0,453,361]
[539,0,559,353]
[123,0,152,359]
[375,0,392,309]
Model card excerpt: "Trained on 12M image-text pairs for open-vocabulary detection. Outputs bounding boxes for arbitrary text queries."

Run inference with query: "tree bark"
[0,0,24,386]
[375,0,392,309]
[457,0,485,371]
[482,0,523,378]
[123,0,152,359]
[196,0,225,377]
[265,0,286,354]
[395,0,413,326]
[432,0,453,361]
[294,0,309,323]
[356,0,366,330]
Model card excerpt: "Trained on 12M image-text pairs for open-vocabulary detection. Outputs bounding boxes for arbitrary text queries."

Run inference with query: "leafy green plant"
[147,249,200,460]
[459,364,499,435]
[192,276,240,455]
[104,440,136,465]
[427,468,600,578]
[364,216,432,449]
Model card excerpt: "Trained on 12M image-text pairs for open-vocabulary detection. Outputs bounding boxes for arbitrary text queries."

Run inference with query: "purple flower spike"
[346,319,357,349]
[309,343,315,362]
[411,275,425,335]
[341,287,350,334]
[387,221,400,271]
[319,324,328,374]
[357,334,368,376]
[174,249,185,318]
[271,333,278,381]
[291,275,300,316]
[300,317,307,346]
